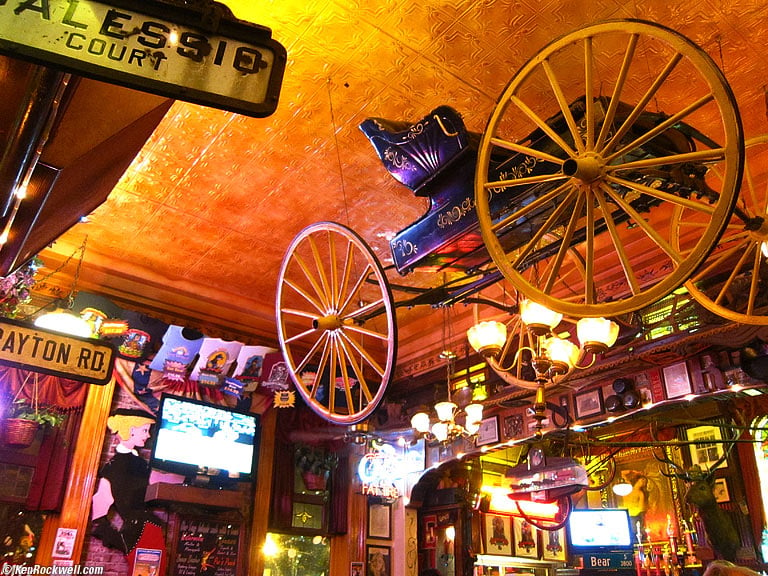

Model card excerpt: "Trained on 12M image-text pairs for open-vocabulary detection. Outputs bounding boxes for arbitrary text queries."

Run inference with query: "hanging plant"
[2,372,67,448]
[0,257,43,319]
[295,443,338,491]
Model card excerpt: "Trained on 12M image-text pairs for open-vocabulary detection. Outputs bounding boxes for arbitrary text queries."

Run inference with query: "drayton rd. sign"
[0,318,115,385]
[0,0,286,118]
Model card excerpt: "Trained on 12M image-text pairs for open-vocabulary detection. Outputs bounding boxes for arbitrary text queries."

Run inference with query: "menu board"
[173,518,241,576]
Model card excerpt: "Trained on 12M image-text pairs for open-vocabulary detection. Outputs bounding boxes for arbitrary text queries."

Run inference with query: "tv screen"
[567,509,633,550]
[151,394,260,484]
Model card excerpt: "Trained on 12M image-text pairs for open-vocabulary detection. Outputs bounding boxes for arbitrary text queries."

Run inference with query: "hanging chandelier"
[410,353,485,444]
[466,299,618,435]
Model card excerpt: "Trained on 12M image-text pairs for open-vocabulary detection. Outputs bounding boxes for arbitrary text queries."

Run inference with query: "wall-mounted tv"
[567,508,633,550]
[150,393,260,487]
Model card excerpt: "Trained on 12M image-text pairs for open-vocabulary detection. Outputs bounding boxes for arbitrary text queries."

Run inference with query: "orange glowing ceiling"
[4,0,767,382]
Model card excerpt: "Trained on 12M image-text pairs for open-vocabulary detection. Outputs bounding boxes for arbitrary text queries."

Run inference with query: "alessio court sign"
[0,0,286,118]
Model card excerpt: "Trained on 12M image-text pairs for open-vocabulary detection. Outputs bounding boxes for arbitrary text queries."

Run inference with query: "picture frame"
[483,513,512,555]
[686,425,728,470]
[366,545,391,576]
[351,561,364,576]
[574,387,604,419]
[368,501,392,540]
[662,361,692,399]
[512,517,539,558]
[476,415,500,446]
[713,477,730,503]
[423,515,437,548]
[541,526,567,561]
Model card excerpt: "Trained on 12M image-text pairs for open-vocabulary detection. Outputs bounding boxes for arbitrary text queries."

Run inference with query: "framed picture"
[484,513,512,555]
[686,425,728,469]
[351,562,364,576]
[574,388,604,419]
[423,514,437,548]
[476,415,500,446]
[512,517,538,558]
[713,477,730,503]
[541,527,567,561]
[366,545,391,576]
[368,501,392,540]
[503,413,525,439]
[662,361,692,399]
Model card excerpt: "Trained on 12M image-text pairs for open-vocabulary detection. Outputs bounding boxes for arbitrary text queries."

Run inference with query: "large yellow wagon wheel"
[673,136,768,324]
[475,19,743,318]
[276,222,397,425]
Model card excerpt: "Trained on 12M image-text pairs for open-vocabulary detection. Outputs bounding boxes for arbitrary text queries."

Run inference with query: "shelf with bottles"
[634,531,702,576]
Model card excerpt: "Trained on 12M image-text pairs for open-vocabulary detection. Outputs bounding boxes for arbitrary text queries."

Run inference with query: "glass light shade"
[577,317,619,353]
[612,481,633,496]
[520,300,562,334]
[434,401,457,422]
[464,403,484,426]
[411,412,431,434]
[762,241,768,258]
[34,309,94,338]
[445,525,456,542]
[544,336,580,374]
[465,420,480,435]
[432,421,449,443]
[467,321,507,356]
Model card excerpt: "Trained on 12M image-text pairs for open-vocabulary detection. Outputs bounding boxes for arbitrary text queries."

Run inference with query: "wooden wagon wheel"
[673,136,768,324]
[475,19,743,318]
[276,222,397,425]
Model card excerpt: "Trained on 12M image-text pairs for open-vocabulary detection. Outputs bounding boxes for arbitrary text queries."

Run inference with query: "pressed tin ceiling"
[13,0,768,382]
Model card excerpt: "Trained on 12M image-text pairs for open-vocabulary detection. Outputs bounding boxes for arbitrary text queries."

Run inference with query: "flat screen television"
[567,509,634,550]
[150,393,260,487]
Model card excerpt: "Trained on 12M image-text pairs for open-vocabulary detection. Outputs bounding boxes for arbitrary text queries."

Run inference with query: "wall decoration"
[483,513,512,555]
[686,425,728,469]
[351,561,364,576]
[574,388,604,419]
[610,446,679,542]
[503,412,524,439]
[512,517,538,558]
[366,545,391,576]
[713,478,730,503]
[423,515,437,548]
[662,361,692,399]
[541,527,567,561]
[476,416,500,446]
[368,501,392,540]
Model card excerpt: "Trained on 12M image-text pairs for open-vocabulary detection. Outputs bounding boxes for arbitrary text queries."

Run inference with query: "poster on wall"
[133,548,163,576]
[173,518,241,576]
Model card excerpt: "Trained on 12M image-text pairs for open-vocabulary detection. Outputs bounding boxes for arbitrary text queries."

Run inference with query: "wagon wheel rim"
[674,135,768,324]
[475,19,742,318]
[276,222,397,425]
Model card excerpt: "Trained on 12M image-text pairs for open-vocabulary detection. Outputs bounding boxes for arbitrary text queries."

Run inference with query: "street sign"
[0,318,115,385]
[0,0,286,118]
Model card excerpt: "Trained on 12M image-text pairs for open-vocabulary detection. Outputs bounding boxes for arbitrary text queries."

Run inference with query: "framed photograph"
[503,413,524,439]
[662,361,692,399]
[476,415,500,446]
[686,425,728,469]
[713,477,730,503]
[574,388,604,419]
[541,527,567,561]
[368,501,392,540]
[484,513,512,555]
[512,517,538,558]
[351,561,364,576]
[366,545,391,576]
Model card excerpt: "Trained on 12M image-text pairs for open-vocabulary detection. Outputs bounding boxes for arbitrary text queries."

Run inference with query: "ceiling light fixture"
[410,352,484,444]
[32,237,94,338]
[467,299,618,435]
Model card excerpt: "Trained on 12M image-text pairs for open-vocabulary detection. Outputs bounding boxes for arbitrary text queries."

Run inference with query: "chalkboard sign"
[173,518,241,576]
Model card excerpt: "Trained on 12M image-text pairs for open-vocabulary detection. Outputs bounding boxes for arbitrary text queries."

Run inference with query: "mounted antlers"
[654,424,741,562]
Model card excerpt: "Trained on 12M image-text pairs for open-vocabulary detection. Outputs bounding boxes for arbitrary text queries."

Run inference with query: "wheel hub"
[562,153,605,183]
[313,315,343,331]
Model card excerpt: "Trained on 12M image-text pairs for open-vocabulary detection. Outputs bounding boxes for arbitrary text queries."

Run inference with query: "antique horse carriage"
[275,20,768,426]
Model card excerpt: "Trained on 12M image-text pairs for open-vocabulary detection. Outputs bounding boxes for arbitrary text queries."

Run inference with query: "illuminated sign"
[0,0,286,118]
[0,318,115,384]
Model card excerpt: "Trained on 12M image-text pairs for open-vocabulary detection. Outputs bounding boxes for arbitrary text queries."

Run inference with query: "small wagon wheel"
[276,222,397,425]
[475,19,743,318]
[673,136,768,324]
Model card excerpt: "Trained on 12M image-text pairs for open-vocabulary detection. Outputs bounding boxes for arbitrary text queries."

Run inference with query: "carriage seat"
[359,105,472,195]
